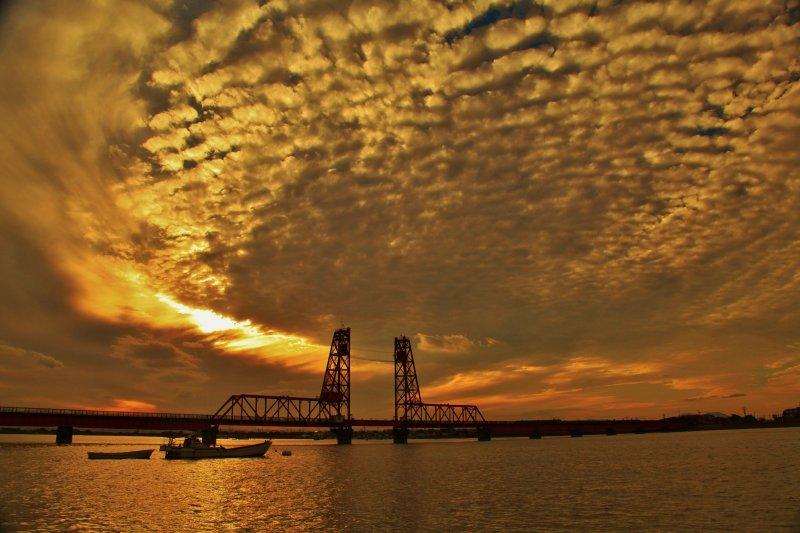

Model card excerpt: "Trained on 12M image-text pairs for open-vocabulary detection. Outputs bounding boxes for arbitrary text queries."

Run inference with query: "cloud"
[544,357,663,386]
[416,333,473,353]
[0,342,63,369]
[415,333,500,353]
[0,0,798,418]
[104,399,158,412]
[110,335,199,371]
[684,392,746,402]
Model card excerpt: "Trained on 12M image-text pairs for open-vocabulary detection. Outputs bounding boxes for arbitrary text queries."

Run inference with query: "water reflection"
[1,429,799,530]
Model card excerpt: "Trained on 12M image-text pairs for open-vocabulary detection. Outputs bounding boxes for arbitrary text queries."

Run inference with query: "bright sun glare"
[156,293,317,356]
[157,293,247,333]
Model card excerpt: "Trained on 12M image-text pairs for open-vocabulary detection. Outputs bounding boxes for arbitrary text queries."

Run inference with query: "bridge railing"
[0,406,210,419]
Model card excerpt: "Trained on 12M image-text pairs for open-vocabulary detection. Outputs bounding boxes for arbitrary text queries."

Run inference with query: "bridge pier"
[392,427,409,444]
[55,425,73,445]
[333,426,353,445]
[477,426,491,441]
[201,426,218,446]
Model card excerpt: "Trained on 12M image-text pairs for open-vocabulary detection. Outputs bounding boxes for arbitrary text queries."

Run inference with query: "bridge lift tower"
[393,335,487,443]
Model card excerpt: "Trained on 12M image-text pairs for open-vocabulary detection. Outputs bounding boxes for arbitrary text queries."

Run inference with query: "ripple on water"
[1,429,799,531]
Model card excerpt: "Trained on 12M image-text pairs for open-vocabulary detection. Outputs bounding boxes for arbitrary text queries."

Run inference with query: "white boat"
[88,449,154,460]
[163,436,270,459]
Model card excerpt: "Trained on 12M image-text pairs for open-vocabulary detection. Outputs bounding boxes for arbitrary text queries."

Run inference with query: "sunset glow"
[156,293,321,363]
[0,0,797,419]
[157,294,248,334]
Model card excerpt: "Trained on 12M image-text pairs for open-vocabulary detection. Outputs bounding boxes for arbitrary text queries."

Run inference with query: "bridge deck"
[0,406,720,435]
[0,406,465,430]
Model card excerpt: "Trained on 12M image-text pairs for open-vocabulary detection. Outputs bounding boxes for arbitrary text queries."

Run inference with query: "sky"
[0,0,798,420]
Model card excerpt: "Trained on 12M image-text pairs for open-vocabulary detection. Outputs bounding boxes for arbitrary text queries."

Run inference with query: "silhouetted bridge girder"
[395,403,485,425]
[4,328,712,445]
[212,395,349,426]
[0,405,752,439]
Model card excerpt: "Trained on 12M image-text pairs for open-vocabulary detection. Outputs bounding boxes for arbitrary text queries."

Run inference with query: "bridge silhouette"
[0,328,695,444]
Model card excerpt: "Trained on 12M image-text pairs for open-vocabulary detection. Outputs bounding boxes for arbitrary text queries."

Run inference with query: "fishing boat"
[88,449,154,460]
[162,435,270,459]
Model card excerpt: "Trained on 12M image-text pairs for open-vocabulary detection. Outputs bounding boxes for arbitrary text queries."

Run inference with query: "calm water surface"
[0,428,798,531]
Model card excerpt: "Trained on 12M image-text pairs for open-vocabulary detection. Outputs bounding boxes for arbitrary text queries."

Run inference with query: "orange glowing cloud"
[425,364,547,402]
[69,399,158,413]
[544,357,664,387]
[108,399,158,412]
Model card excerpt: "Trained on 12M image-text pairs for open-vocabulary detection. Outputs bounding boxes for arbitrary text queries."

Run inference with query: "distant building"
[782,407,800,419]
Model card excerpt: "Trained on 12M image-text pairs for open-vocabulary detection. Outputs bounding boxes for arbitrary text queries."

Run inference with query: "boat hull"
[88,449,154,460]
[164,440,270,459]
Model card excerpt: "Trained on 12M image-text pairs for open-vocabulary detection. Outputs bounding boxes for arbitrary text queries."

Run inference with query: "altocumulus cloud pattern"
[0,0,798,418]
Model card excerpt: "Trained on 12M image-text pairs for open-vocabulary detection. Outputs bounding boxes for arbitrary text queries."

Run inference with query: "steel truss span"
[393,335,486,426]
[211,395,347,425]
[398,403,485,425]
[212,327,351,426]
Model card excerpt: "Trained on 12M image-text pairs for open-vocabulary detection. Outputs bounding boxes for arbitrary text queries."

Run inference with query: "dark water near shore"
[0,428,798,531]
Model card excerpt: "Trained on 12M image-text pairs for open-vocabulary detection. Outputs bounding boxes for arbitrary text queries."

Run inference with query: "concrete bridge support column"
[334,426,353,445]
[55,425,73,445]
[201,427,218,446]
[392,427,409,444]
[477,426,492,442]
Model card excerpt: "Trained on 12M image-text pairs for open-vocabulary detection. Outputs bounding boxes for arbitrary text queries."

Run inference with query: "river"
[0,427,798,531]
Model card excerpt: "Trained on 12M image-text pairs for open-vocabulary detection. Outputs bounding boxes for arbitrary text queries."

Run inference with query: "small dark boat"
[88,449,154,460]
[163,436,270,459]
